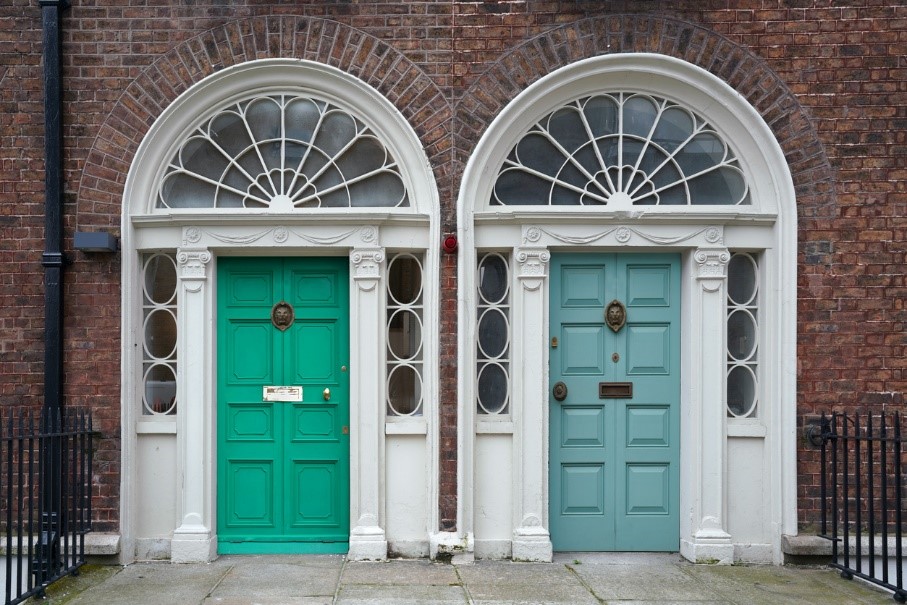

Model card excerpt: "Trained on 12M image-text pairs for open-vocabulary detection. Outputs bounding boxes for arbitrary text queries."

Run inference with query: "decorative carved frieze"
[521,225,725,248]
[180,225,365,247]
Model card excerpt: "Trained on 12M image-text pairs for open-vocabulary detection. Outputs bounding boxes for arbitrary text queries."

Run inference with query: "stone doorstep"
[784,533,907,557]
[0,533,119,557]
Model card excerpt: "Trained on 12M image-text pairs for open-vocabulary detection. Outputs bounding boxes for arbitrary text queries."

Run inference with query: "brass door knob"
[552,381,568,402]
[323,388,331,401]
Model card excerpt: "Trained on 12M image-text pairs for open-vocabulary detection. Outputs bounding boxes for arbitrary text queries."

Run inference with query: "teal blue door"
[549,253,680,551]
[217,257,350,554]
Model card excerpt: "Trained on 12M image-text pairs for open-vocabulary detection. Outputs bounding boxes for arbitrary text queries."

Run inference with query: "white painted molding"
[511,246,553,562]
[348,247,389,561]
[172,247,216,563]
[385,421,428,435]
[430,531,475,563]
[521,224,725,249]
[683,245,734,565]
[179,225,367,248]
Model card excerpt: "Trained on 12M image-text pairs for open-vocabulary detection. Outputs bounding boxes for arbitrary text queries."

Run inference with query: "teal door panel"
[217,257,350,554]
[550,253,680,552]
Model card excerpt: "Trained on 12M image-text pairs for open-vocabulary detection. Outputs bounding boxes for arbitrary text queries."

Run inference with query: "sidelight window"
[726,252,759,418]
[386,253,425,417]
[476,252,511,416]
[141,252,178,416]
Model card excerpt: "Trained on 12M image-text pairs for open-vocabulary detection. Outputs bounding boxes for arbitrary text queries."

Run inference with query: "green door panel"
[217,257,350,554]
[550,253,680,552]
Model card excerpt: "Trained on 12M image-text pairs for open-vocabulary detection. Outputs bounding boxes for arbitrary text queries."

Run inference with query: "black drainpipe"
[38,0,69,579]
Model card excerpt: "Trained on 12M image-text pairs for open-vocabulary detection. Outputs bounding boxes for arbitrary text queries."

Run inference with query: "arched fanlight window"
[158,94,409,209]
[492,93,750,207]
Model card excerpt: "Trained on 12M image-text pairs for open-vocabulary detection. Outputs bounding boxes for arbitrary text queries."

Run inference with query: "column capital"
[694,247,730,289]
[351,247,385,291]
[176,248,212,290]
[515,246,550,291]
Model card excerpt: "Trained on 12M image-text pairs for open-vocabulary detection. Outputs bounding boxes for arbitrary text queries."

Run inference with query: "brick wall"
[0,0,903,534]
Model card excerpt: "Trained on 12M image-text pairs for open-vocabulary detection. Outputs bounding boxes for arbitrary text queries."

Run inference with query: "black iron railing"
[1,408,92,605]
[818,412,907,603]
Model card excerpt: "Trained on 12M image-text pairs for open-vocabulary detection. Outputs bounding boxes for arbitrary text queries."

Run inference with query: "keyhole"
[612,352,620,363]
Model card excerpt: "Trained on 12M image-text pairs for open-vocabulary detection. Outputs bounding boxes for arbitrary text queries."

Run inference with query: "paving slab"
[65,560,233,605]
[21,552,903,605]
[568,560,724,602]
[683,564,893,605]
[335,583,468,604]
[554,552,685,566]
[588,601,731,605]
[210,555,343,600]
[26,563,122,604]
[457,560,598,604]
[204,598,334,605]
[341,559,460,586]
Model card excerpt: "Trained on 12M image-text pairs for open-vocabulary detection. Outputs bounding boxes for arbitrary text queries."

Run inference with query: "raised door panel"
[560,464,605,515]
[290,273,338,308]
[560,406,605,448]
[291,406,337,442]
[625,264,672,307]
[289,322,337,383]
[625,405,670,447]
[224,460,275,528]
[625,464,670,515]
[225,272,274,307]
[226,324,274,383]
[225,403,275,442]
[625,324,671,375]
[289,462,342,528]
[561,325,605,375]
[560,265,607,308]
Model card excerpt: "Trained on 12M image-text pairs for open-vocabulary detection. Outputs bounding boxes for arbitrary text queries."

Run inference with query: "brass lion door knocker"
[605,299,626,333]
[271,301,295,331]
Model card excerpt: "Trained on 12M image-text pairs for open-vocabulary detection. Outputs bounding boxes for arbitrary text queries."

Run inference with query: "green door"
[217,257,350,554]
[549,253,680,551]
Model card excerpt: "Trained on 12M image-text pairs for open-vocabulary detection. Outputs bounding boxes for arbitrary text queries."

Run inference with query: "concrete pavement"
[31,553,894,605]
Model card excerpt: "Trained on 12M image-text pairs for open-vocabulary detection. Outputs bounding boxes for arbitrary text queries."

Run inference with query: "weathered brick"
[1,0,904,536]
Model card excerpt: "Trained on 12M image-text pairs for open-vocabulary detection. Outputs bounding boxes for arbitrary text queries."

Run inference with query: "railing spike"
[822,411,907,598]
[3,406,93,602]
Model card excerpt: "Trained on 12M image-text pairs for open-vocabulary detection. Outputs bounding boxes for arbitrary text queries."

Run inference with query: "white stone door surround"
[119,60,440,563]
[457,54,798,564]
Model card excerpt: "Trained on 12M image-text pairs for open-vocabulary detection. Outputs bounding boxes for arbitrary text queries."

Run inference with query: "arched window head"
[158,94,409,210]
[492,93,750,207]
